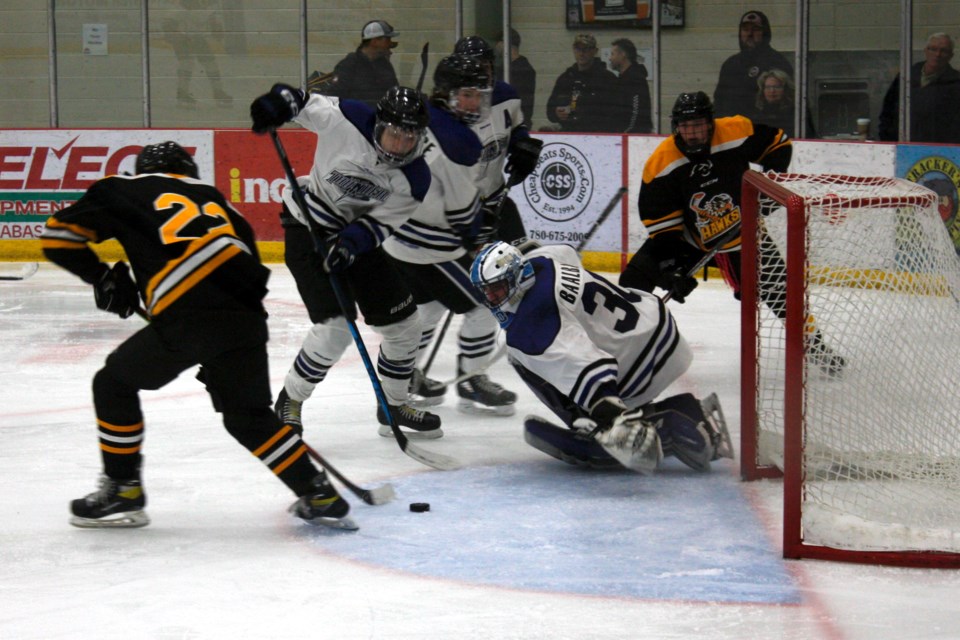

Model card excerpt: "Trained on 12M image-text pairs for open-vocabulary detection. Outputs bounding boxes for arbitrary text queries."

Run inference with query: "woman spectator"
[752,69,816,138]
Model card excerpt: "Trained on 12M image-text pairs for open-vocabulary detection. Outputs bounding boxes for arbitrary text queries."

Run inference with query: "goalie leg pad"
[523,416,622,470]
[643,393,714,472]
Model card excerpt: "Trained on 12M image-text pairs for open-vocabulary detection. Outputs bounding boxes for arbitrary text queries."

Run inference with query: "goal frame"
[739,170,960,568]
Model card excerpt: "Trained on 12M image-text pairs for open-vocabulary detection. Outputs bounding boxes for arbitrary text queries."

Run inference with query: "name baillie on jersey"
[639,115,792,254]
[41,172,269,317]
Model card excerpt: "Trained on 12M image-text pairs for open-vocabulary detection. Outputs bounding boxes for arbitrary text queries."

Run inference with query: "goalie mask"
[374,86,430,167]
[470,241,535,328]
[432,54,492,125]
[670,91,714,158]
[135,141,199,179]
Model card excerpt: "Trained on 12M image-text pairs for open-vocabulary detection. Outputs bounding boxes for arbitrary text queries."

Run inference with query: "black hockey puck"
[409,502,430,513]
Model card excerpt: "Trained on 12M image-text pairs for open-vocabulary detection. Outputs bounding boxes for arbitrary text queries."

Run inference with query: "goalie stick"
[0,262,39,281]
[268,129,460,472]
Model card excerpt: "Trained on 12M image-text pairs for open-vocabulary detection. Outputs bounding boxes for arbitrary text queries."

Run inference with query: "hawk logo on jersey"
[324,170,390,204]
[690,191,741,243]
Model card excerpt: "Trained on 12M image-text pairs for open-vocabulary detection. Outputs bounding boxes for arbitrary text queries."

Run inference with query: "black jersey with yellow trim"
[638,115,792,253]
[41,172,269,317]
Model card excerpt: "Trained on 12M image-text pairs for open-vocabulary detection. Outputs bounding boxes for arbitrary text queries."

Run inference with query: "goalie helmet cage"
[739,170,960,568]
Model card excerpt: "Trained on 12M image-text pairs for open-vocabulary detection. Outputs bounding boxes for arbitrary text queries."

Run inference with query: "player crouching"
[469,241,733,474]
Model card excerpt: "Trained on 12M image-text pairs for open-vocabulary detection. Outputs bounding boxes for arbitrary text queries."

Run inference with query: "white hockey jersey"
[472,81,526,201]
[505,244,693,411]
[280,93,431,246]
[383,104,483,265]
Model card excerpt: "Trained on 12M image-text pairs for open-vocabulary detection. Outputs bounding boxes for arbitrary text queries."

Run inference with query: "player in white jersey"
[470,241,733,474]
[383,55,518,419]
[250,84,444,438]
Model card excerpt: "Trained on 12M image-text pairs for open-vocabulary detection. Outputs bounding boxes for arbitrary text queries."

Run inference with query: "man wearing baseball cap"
[310,20,401,108]
[545,33,618,132]
[713,10,793,119]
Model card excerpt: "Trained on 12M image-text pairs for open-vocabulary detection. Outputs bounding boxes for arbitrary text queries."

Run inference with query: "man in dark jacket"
[878,33,960,143]
[610,38,652,133]
[312,20,401,109]
[545,34,618,132]
[495,28,537,128]
[713,10,793,119]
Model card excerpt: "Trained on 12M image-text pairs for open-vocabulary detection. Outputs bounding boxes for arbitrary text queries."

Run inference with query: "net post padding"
[740,170,960,568]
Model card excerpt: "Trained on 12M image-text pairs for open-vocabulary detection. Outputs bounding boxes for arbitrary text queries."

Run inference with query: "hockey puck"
[409,502,430,513]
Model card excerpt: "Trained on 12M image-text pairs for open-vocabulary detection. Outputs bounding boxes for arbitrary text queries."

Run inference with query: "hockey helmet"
[454,35,495,65]
[374,86,429,167]
[135,141,199,179]
[470,241,535,328]
[670,91,714,156]
[432,54,491,124]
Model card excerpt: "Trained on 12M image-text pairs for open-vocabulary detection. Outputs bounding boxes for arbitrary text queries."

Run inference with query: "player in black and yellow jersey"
[620,91,844,375]
[41,141,358,531]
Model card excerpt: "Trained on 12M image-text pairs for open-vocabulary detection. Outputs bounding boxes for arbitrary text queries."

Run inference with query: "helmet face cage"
[670,91,714,156]
[470,242,532,327]
[135,141,199,179]
[375,86,429,166]
[433,54,492,124]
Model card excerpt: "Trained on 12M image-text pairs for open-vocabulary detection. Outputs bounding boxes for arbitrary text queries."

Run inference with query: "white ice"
[1,263,957,640]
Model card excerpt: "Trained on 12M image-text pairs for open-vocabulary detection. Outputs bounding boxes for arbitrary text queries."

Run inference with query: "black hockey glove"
[660,268,698,303]
[322,223,374,274]
[250,83,305,134]
[93,262,139,319]
[505,137,543,184]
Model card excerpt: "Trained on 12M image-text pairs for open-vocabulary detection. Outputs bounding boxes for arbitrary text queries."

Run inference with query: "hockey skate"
[456,372,517,416]
[407,368,446,408]
[807,332,846,377]
[377,403,443,440]
[274,388,303,431]
[700,392,734,461]
[289,473,357,531]
[70,475,149,528]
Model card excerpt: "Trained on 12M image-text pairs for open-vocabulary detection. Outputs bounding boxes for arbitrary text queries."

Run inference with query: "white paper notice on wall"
[82,24,108,55]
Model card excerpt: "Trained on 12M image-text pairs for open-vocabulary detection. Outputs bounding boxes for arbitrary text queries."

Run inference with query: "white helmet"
[470,241,535,328]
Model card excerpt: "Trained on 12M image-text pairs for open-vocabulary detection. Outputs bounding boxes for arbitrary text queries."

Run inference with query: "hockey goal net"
[740,171,960,567]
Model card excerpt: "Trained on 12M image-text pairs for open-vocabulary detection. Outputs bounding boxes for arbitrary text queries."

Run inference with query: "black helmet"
[670,92,714,156]
[454,35,495,64]
[374,86,429,167]
[135,141,199,179]
[432,54,491,124]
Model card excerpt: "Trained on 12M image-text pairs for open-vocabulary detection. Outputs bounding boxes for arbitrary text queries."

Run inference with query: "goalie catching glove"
[94,262,140,319]
[587,397,662,475]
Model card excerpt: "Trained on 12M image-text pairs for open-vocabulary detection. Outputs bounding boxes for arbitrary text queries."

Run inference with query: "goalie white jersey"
[383,105,483,265]
[505,244,692,412]
[281,93,430,246]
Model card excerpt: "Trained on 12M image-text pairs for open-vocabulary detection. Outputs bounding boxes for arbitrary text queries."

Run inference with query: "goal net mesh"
[750,173,960,555]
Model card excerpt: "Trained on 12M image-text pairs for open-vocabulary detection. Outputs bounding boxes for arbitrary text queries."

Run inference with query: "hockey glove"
[250,84,305,134]
[505,137,543,184]
[94,262,139,319]
[660,268,698,303]
[593,408,663,475]
[322,223,375,273]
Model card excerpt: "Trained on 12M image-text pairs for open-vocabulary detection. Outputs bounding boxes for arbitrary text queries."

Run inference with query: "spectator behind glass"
[713,10,793,119]
[609,38,652,133]
[495,28,537,128]
[545,33,618,132]
[308,20,401,109]
[752,69,816,138]
[878,33,960,143]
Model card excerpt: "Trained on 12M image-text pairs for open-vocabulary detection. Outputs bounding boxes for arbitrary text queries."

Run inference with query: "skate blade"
[457,399,516,417]
[377,424,444,440]
[69,510,150,529]
[304,515,359,531]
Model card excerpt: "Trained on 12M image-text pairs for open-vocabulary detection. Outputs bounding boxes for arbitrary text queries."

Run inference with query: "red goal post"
[740,170,960,568]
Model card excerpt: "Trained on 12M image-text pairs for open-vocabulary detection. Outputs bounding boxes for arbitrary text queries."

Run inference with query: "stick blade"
[403,441,461,471]
[364,483,397,505]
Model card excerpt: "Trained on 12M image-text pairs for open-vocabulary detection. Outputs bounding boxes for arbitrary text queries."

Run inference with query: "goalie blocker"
[524,393,733,474]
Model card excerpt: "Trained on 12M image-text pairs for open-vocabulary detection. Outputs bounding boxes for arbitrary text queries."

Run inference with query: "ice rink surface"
[1,263,957,640]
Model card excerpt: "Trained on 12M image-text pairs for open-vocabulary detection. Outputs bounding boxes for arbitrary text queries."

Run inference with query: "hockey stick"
[268,129,459,472]
[416,43,429,93]
[576,186,628,252]
[0,262,39,281]
[661,222,742,303]
[304,443,396,505]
